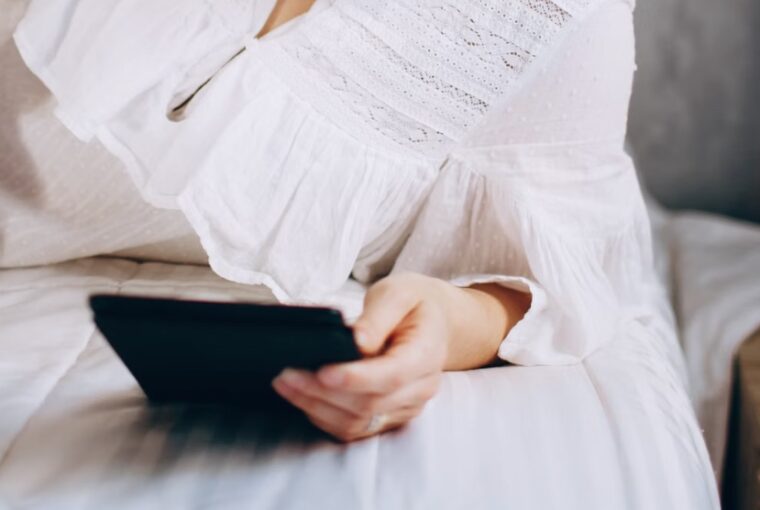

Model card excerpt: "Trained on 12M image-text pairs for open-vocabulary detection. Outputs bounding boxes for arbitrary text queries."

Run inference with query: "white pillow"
[0,2,208,268]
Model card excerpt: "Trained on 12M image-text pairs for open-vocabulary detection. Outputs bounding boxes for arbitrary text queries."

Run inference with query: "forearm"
[440,281,531,371]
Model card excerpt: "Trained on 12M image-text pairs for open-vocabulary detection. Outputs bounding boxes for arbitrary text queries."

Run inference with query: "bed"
[0,205,758,509]
[667,212,760,509]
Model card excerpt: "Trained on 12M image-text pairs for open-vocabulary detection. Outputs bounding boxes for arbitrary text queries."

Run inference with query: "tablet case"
[89,294,361,408]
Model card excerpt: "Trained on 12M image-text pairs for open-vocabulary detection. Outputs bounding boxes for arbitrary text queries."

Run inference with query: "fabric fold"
[392,141,660,365]
[12,0,638,313]
[13,0,439,303]
[14,0,274,142]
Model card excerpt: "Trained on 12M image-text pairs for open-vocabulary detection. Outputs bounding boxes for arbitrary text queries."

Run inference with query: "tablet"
[89,294,361,408]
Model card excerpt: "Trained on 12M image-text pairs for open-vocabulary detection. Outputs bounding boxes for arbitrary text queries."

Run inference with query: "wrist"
[439,281,531,370]
[436,281,503,370]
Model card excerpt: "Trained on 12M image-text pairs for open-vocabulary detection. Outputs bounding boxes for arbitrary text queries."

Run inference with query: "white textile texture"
[5,0,723,505]
[12,0,655,364]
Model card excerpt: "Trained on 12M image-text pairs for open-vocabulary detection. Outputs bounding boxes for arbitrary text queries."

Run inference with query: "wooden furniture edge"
[723,325,760,510]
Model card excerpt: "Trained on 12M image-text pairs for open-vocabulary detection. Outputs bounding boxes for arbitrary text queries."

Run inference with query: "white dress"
[14,0,658,364]
[12,2,719,506]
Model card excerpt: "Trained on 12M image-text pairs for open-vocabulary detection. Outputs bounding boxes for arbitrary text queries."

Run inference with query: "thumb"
[352,281,420,357]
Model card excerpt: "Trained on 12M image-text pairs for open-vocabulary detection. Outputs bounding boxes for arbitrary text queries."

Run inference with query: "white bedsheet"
[668,212,760,479]
[2,209,758,509]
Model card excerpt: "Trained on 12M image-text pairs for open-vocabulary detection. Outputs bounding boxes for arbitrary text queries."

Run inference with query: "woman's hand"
[271,271,530,442]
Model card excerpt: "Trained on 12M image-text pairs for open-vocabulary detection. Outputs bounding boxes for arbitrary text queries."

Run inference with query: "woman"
[13,0,689,446]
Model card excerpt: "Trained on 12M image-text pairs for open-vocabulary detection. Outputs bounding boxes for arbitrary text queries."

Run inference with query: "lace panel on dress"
[260,0,593,159]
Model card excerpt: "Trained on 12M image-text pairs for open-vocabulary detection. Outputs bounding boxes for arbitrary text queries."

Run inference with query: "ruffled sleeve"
[390,0,650,365]
[393,143,655,365]
[13,0,622,308]
[13,0,276,140]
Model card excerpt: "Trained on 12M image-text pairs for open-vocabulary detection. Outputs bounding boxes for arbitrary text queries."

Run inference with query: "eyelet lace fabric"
[260,0,593,159]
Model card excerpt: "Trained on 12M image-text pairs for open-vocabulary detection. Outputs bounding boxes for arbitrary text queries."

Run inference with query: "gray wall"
[628,0,760,224]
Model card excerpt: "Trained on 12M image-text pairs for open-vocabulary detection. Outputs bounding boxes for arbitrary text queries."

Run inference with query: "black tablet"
[89,294,361,407]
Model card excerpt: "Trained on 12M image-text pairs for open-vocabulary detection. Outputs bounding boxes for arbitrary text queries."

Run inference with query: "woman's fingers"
[273,371,390,442]
[273,369,440,442]
[275,368,441,417]
[317,337,423,394]
[272,375,359,430]
[331,341,440,394]
[270,272,451,441]
[321,306,447,394]
[275,368,372,415]
[351,273,423,356]
[308,403,424,442]
[366,372,440,415]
